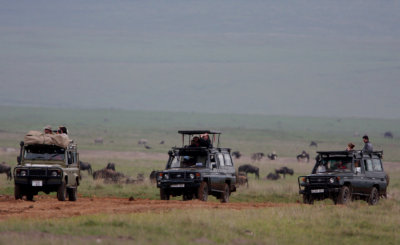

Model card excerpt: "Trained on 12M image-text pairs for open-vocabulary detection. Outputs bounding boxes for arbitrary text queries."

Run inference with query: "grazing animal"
[232,151,242,159]
[79,161,92,175]
[106,162,116,171]
[384,131,394,139]
[92,169,125,183]
[94,138,103,144]
[160,140,165,144]
[238,164,259,179]
[0,162,12,180]
[138,139,148,145]
[297,151,310,163]
[266,173,280,180]
[275,167,294,178]
[251,152,264,162]
[309,141,318,147]
[145,145,152,149]
[149,170,158,183]
[136,173,145,183]
[267,152,278,160]
[236,172,248,187]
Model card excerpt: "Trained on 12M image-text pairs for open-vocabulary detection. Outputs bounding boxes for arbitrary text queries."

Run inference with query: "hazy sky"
[0,0,399,118]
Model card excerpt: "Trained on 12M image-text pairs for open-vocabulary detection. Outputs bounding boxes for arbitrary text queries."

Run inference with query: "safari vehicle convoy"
[298,150,389,205]
[13,131,80,201]
[157,130,237,202]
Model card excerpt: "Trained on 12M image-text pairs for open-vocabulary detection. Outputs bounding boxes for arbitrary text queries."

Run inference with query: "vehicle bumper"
[299,187,340,195]
[14,177,62,186]
[157,180,201,189]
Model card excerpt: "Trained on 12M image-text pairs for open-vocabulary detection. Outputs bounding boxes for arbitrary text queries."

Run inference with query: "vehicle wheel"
[302,194,314,204]
[57,182,67,201]
[368,187,379,205]
[197,181,208,202]
[160,189,170,200]
[183,193,193,201]
[14,184,23,200]
[26,193,34,201]
[337,186,351,205]
[221,183,230,203]
[68,188,77,201]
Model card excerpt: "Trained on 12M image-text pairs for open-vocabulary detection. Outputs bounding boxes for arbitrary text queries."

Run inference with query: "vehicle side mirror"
[17,156,21,164]
[355,167,361,174]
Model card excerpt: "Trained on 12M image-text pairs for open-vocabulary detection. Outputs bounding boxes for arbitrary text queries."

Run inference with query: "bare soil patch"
[0,195,293,221]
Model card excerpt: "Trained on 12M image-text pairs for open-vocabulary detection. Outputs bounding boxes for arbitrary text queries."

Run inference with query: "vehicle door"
[368,157,387,194]
[350,158,365,195]
[212,153,226,191]
[223,153,236,185]
[361,157,375,194]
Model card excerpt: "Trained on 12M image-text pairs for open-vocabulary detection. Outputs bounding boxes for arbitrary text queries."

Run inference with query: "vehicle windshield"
[315,157,352,173]
[169,151,208,168]
[24,145,66,161]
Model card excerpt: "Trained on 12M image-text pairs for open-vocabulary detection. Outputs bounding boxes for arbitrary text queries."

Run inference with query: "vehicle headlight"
[157,173,163,180]
[164,174,169,180]
[189,173,195,179]
[329,177,335,184]
[51,171,59,177]
[20,170,27,177]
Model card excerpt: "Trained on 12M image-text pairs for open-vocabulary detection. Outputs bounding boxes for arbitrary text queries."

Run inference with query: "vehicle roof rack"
[178,130,221,148]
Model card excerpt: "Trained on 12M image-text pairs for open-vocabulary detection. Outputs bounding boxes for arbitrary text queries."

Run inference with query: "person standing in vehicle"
[362,135,373,152]
[43,125,53,134]
[346,143,355,151]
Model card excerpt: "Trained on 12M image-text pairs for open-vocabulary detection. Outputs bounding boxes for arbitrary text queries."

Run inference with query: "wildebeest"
[138,139,148,145]
[0,162,12,180]
[94,138,103,144]
[275,167,294,178]
[384,131,394,139]
[160,140,165,145]
[266,172,280,180]
[267,152,278,160]
[238,164,259,179]
[92,169,125,183]
[149,170,158,183]
[251,152,264,162]
[297,151,310,163]
[79,161,92,176]
[106,162,116,171]
[309,141,318,147]
[144,145,152,149]
[236,172,248,187]
[232,151,242,159]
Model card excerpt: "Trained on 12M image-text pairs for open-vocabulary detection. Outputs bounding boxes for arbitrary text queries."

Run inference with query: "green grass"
[0,202,399,245]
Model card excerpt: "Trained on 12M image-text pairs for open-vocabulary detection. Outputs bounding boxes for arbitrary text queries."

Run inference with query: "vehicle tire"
[160,189,170,200]
[68,187,77,201]
[337,186,351,205]
[26,193,34,201]
[303,194,314,204]
[14,184,23,200]
[197,181,208,202]
[221,183,230,203]
[368,187,379,205]
[57,182,67,201]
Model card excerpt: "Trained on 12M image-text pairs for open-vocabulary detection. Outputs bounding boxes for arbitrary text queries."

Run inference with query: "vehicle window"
[363,159,373,172]
[372,159,383,171]
[170,152,208,168]
[223,153,232,166]
[217,154,225,167]
[24,145,65,161]
[68,152,73,164]
[315,157,352,173]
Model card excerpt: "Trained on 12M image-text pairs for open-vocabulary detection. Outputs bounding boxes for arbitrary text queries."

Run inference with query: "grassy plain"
[0,106,399,244]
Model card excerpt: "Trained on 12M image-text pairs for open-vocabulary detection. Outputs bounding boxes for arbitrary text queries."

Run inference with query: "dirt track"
[0,195,293,220]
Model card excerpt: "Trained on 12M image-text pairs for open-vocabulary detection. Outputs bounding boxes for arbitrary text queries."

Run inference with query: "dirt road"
[0,195,293,220]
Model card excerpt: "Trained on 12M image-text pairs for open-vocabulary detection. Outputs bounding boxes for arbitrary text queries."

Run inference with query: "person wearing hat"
[44,125,53,134]
[362,135,373,152]
[58,126,68,134]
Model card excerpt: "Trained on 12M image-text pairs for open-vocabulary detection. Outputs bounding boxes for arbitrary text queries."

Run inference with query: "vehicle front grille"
[170,172,185,180]
[29,169,47,176]
[309,177,329,185]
